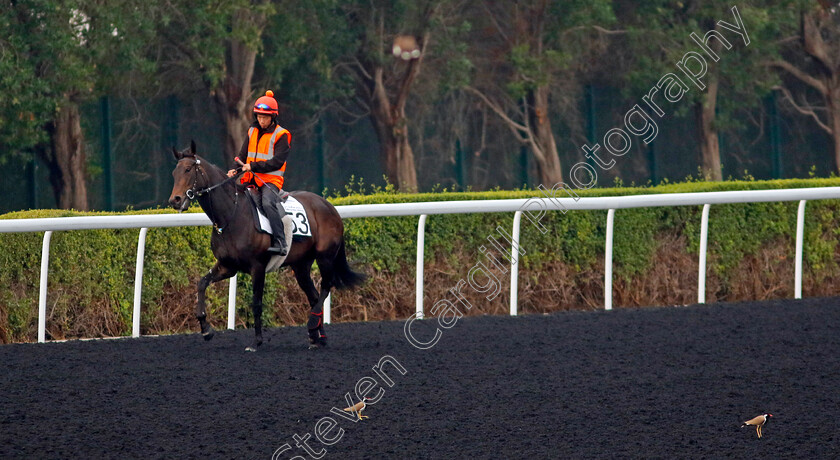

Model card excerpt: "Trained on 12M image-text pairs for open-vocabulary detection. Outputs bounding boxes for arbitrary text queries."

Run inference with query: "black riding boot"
[261,185,288,256]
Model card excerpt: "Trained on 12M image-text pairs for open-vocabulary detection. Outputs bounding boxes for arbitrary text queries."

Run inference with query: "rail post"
[38,231,53,343]
[605,209,615,310]
[698,204,710,304]
[510,211,522,316]
[416,214,427,319]
[227,274,237,329]
[795,200,806,299]
[132,227,148,338]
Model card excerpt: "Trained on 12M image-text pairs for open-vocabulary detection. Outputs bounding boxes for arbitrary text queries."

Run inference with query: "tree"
[621,1,781,181]
[0,0,157,209]
[769,2,840,173]
[0,4,52,163]
[1,2,93,209]
[463,0,616,186]
[158,0,274,166]
[258,0,358,128]
[330,0,453,191]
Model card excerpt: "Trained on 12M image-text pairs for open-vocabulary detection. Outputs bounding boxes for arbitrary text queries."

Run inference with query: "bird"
[741,413,773,438]
[343,397,373,421]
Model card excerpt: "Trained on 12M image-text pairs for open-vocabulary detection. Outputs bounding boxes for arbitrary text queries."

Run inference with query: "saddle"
[244,187,293,272]
[244,186,289,234]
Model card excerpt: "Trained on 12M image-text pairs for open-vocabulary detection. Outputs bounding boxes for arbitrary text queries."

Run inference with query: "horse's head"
[168,140,202,212]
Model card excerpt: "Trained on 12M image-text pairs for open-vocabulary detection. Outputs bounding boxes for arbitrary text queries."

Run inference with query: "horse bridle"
[185,158,241,198]
[183,157,242,234]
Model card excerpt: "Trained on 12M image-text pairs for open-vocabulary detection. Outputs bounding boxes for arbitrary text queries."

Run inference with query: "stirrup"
[267,244,288,256]
[267,237,288,256]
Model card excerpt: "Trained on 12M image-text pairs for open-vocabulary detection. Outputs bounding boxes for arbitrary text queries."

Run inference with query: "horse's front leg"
[246,264,267,352]
[197,262,235,341]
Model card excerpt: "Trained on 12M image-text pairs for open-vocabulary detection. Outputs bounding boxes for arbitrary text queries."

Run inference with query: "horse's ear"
[172,146,181,160]
[190,140,197,155]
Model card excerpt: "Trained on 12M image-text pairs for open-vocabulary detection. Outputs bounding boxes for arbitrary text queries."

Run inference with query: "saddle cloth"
[245,190,311,272]
[251,195,312,237]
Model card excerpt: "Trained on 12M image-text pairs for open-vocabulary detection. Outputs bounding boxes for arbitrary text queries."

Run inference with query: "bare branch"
[591,25,627,35]
[332,97,371,125]
[774,85,832,134]
[393,2,441,112]
[349,57,373,83]
[742,107,765,148]
[481,3,511,46]
[561,25,628,37]
[801,12,836,75]
[766,60,828,96]
[463,86,529,135]
[477,104,488,156]
[394,32,427,112]
[519,96,544,162]
[352,94,371,113]
[773,35,799,46]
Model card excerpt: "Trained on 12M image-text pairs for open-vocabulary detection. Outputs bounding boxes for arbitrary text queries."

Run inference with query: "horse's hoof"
[201,324,214,341]
[308,329,320,343]
[245,340,262,352]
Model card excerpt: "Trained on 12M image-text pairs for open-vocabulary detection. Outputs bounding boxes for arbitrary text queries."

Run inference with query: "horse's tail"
[332,240,367,290]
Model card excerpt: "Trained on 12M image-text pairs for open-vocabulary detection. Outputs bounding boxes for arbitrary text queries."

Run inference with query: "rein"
[186,158,242,234]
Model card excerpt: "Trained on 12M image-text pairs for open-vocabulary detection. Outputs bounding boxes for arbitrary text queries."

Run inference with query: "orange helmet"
[253,90,278,116]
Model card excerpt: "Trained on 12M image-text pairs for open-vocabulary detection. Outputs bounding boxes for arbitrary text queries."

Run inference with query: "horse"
[168,141,366,351]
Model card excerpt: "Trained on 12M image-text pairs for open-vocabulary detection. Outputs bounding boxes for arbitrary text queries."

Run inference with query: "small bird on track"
[741,413,772,438]
[343,397,373,421]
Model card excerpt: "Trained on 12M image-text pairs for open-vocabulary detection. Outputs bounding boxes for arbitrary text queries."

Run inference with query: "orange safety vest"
[241,125,290,189]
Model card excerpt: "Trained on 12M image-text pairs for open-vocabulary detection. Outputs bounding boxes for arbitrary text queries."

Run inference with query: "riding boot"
[261,185,288,256]
[272,200,289,255]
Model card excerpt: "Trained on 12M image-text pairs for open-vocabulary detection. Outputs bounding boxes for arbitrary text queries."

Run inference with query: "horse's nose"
[169,195,182,208]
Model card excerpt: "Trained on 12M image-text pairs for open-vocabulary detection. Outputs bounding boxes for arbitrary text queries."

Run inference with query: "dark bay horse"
[168,141,366,351]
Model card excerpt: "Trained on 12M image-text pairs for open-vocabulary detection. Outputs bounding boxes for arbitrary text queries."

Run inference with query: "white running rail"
[2,187,840,342]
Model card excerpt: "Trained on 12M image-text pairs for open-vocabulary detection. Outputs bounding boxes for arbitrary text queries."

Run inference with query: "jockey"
[227,90,291,256]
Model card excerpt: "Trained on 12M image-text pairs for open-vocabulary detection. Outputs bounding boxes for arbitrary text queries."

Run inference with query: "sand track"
[1,298,838,459]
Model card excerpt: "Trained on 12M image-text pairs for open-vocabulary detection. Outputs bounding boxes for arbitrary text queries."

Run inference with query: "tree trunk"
[830,85,840,174]
[215,95,251,166]
[44,102,88,210]
[211,9,263,167]
[369,103,419,191]
[696,76,722,181]
[394,130,419,191]
[368,67,419,191]
[212,40,256,167]
[528,86,563,185]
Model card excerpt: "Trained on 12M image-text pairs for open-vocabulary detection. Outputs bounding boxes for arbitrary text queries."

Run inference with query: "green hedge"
[2,177,840,342]
[0,208,221,341]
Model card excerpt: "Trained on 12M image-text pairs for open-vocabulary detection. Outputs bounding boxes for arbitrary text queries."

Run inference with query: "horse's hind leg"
[246,264,267,352]
[291,259,318,308]
[291,260,323,347]
[197,262,235,341]
[307,256,335,347]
